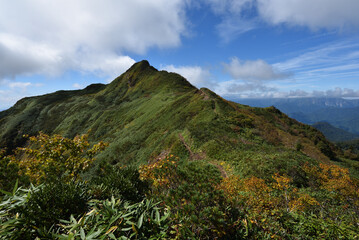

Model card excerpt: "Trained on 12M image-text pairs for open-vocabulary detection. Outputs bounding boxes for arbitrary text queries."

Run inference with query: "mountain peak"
[136,60,150,67]
[127,60,153,73]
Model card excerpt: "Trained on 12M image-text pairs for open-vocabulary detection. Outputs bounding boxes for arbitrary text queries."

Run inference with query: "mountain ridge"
[0,61,342,180]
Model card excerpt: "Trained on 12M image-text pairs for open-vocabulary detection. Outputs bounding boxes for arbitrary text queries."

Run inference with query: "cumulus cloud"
[202,0,359,41]
[0,0,188,79]
[223,57,290,81]
[78,55,136,80]
[257,0,359,30]
[0,34,62,78]
[161,64,216,88]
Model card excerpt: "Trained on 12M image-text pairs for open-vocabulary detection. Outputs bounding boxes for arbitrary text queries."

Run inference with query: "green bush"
[0,184,38,239]
[0,184,170,239]
[20,181,90,229]
[146,160,244,239]
[0,181,91,239]
[90,163,150,202]
[57,197,170,239]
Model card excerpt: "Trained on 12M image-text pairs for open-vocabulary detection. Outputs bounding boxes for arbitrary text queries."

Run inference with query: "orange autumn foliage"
[319,163,359,199]
[219,175,274,214]
[139,154,180,190]
[219,172,318,214]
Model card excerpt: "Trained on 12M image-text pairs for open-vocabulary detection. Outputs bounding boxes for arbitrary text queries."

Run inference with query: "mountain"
[232,97,359,137]
[312,121,359,142]
[2,61,359,239]
[0,61,340,180]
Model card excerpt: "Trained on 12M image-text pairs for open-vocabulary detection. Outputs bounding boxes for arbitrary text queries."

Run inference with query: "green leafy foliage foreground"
[1,133,359,239]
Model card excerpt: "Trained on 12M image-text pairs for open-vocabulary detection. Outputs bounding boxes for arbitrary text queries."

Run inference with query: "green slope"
[0,61,340,180]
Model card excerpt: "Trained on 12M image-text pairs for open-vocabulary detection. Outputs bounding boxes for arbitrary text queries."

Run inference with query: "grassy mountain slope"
[313,121,359,142]
[0,61,340,180]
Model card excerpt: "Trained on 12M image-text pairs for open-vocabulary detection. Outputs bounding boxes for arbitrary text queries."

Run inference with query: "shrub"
[57,197,170,239]
[90,164,150,202]
[0,181,90,239]
[140,157,243,239]
[0,149,28,192]
[0,184,38,239]
[18,181,91,231]
[16,132,108,183]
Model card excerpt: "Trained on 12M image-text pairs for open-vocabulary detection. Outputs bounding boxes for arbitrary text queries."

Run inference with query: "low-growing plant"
[0,183,43,239]
[0,181,90,239]
[57,197,170,240]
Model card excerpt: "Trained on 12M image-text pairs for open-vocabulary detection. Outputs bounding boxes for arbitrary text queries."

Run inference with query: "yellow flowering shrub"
[16,132,108,183]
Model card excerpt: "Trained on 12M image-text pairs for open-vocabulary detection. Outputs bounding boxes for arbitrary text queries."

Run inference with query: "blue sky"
[1,0,359,109]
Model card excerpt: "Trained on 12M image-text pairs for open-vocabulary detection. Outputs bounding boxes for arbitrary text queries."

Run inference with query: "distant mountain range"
[230,97,359,138]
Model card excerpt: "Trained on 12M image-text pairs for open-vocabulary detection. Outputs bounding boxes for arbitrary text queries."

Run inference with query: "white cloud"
[201,0,359,41]
[223,57,290,81]
[216,17,256,43]
[7,82,32,89]
[323,87,359,98]
[72,83,82,89]
[0,34,62,78]
[0,80,43,109]
[220,81,277,94]
[0,0,188,79]
[78,55,136,80]
[273,41,359,85]
[0,79,40,90]
[205,0,253,15]
[258,0,359,30]
[217,41,359,99]
[0,89,23,110]
[283,88,359,98]
[161,64,216,88]
[201,0,256,41]
[222,87,359,99]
